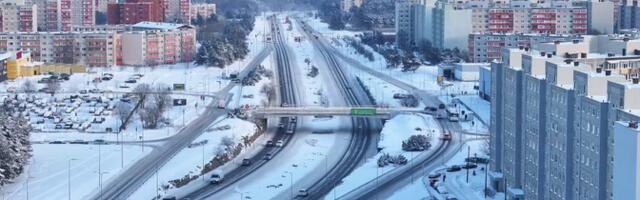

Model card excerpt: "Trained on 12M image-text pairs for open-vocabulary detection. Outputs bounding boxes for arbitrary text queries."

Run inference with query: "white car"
[297,189,309,197]
[275,140,284,147]
[209,170,224,184]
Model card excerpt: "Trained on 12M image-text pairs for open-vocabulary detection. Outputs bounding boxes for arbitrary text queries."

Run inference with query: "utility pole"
[466,146,471,183]
[484,162,489,198]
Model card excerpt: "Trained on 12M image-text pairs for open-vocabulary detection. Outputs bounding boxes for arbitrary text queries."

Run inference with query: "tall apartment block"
[35,0,95,32]
[190,3,216,20]
[165,0,190,24]
[0,2,37,32]
[490,35,640,200]
[107,0,165,25]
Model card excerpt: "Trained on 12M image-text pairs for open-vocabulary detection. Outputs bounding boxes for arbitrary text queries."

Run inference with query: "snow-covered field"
[3,144,150,200]
[326,113,441,199]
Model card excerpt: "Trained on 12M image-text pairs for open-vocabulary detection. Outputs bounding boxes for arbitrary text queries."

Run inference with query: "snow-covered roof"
[0,52,11,61]
[131,22,193,31]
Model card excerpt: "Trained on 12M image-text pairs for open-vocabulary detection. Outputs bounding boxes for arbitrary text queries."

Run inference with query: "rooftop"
[131,22,193,31]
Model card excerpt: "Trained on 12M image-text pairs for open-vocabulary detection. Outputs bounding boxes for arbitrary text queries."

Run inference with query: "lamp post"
[68,158,78,200]
[284,171,293,199]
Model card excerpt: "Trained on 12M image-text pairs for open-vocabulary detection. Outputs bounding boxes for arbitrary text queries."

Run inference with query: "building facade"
[489,35,640,200]
[0,22,196,67]
[165,0,190,24]
[468,33,582,62]
[107,0,165,25]
[35,0,95,32]
[0,2,37,32]
[190,3,216,20]
[341,0,364,11]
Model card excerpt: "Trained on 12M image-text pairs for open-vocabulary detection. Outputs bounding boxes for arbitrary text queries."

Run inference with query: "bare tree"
[132,83,152,102]
[21,80,36,93]
[45,80,60,96]
[137,83,173,129]
[115,101,133,130]
[260,83,276,101]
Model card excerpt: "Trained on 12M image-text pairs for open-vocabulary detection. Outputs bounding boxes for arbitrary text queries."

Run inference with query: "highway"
[180,15,301,199]
[293,18,379,200]
[296,17,488,200]
[91,47,273,200]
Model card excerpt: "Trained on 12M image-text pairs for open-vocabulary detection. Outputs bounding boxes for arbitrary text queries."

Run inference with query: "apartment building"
[0,22,195,67]
[341,0,364,11]
[165,0,190,24]
[489,35,640,200]
[0,2,37,32]
[433,0,473,49]
[468,33,582,62]
[35,0,95,32]
[190,3,216,20]
[619,0,640,30]
[107,0,165,25]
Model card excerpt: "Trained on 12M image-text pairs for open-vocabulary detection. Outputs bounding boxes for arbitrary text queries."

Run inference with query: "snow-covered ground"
[3,144,150,200]
[457,95,490,125]
[129,117,259,199]
[326,114,441,199]
[2,13,274,200]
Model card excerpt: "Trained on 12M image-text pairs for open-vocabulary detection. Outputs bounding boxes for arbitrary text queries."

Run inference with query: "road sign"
[351,108,376,116]
[173,83,185,91]
[173,99,187,106]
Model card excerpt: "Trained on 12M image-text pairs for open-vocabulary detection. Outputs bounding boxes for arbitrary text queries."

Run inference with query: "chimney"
[605,70,612,76]
[541,52,546,57]
[633,77,640,84]
[519,46,524,50]
[552,51,557,55]
[573,61,579,66]
[630,121,639,129]
[596,68,603,73]
[547,54,552,58]
[581,52,587,58]
[524,47,530,51]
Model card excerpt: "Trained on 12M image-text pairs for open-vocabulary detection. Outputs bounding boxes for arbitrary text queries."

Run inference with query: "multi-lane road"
[180,15,301,200]
[92,47,273,200]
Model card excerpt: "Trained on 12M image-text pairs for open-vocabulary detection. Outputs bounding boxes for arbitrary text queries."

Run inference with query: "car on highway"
[286,128,294,134]
[438,103,446,109]
[275,140,284,147]
[297,189,309,197]
[264,153,273,160]
[278,123,285,128]
[241,158,252,166]
[209,170,224,184]
[266,140,274,147]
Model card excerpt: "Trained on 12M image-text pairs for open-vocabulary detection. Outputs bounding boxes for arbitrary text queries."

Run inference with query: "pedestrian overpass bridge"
[249,106,425,119]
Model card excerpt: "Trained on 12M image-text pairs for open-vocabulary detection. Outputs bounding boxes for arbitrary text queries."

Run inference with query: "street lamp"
[284,171,294,199]
[97,171,109,200]
[68,158,78,200]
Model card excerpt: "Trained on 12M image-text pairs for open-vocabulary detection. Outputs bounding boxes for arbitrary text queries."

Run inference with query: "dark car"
[241,158,252,166]
[264,153,273,160]
[266,140,274,147]
[438,103,446,109]
[446,165,462,172]
[124,79,137,84]
[49,141,64,144]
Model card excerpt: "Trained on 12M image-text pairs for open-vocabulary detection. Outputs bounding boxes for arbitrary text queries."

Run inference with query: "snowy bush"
[0,106,32,186]
[137,84,173,129]
[377,153,409,167]
[402,135,431,151]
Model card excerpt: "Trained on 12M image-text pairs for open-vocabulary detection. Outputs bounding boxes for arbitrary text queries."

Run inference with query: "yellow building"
[5,51,86,80]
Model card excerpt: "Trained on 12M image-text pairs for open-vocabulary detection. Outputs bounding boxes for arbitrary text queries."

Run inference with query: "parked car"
[276,140,284,147]
[264,153,273,160]
[124,79,137,84]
